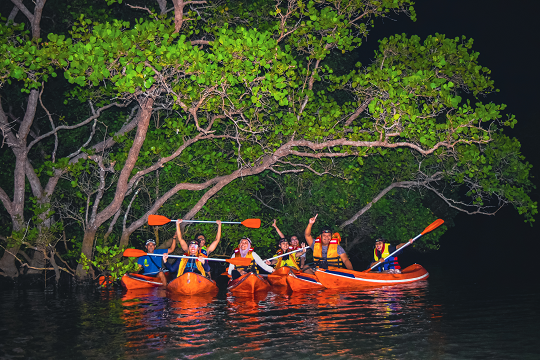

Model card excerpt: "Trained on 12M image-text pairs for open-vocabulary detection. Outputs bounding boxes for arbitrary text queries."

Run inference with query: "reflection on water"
[1,275,539,360]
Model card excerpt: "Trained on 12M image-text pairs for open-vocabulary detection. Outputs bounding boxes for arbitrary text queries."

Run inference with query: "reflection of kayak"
[315,264,429,288]
[286,271,324,291]
[228,273,271,293]
[267,266,299,287]
[167,272,219,295]
[120,272,171,290]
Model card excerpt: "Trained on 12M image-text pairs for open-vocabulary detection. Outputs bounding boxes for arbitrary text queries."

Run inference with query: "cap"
[375,238,385,244]
[278,238,289,244]
[145,239,156,246]
[321,226,332,234]
[188,239,200,247]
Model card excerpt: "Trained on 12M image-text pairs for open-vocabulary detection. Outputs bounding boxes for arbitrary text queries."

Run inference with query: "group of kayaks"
[120,263,429,295]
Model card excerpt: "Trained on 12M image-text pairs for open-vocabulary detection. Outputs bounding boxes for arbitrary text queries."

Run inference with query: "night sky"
[365,0,540,270]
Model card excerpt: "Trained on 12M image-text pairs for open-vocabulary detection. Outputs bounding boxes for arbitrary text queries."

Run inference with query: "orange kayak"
[167,272,218,295]
[286,271,324,291]
[228,273,271,293]
[315,264,429,288]
[267,266,299,287]
[120,272,171,290]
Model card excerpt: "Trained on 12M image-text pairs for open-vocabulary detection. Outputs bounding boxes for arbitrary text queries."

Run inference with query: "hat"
[188,239,200,247]
[145,239,156,246]
[278,238,289,244]
[375,238,385,244]
[321,226,332,234]
[240,237,252,245]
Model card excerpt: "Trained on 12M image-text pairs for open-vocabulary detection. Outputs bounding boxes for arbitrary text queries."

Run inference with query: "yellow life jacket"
[288,245,302,267]
[233,247,257,273]
[373,243,400,270]
[177,251,207,277]
[275,249,300,270]
[313,233,343,268]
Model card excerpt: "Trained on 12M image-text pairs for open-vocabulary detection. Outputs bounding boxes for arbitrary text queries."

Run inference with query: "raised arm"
[304,214,318,247]
[272,219,286,239]
[205,220,222,254]
[176,219,188,252]
[396,239,414,250]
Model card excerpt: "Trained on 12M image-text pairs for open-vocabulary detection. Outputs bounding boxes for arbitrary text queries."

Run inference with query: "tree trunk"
[75,227,97,279]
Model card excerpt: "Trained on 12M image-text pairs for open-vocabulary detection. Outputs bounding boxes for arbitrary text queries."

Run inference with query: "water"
[1,265,538,360]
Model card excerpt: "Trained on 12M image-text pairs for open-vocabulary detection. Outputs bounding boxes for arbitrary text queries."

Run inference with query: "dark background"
[365,0,540,272]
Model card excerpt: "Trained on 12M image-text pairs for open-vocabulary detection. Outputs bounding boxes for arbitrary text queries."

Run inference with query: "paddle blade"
[421,219,445,235]
[241,218,261,228]
[123,249,147,257]
[148,214,171,226]
[226,257,253,266]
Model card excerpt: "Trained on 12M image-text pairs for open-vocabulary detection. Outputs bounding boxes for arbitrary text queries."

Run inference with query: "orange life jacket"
[233,247,257,273]
[313,233,343,268]
[177,251,207,277]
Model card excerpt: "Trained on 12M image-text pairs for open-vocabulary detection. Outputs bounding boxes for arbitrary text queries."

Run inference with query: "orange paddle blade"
[241,218,261,228]
[226,257,253,266]
[123,249,148,257]
[421,219,444,235]
[148,214,172,226]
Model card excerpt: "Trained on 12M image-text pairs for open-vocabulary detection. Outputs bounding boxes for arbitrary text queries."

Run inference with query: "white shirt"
[227,251,274,274]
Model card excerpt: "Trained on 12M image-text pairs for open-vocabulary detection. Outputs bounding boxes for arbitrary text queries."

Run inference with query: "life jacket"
[233,247,257,273]
[177,251,207,277]
[313,233,343,269]
[288,245,302,267]
[200,246,210,272]
[275,248,300,270]
[373,243,400,271]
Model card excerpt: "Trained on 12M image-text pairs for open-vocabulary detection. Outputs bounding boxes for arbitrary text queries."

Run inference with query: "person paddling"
[265,237,306,270]
[271,219,307,269]
[161,239,208,280]
[137,235,177,284]
[369,238,413,273]
[303,214,353,274]
[228,237,274,280]
[175,219,222,278]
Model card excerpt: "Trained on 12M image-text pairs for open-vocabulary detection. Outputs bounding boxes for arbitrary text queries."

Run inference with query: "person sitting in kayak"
[369,238,413,273]
[137,236,177,284]
[175,219,222,277]
[228,237,274,280]
[303,214,353,274]
[265,237,306,270]
[161,239,208,279]
[271,219,307,269]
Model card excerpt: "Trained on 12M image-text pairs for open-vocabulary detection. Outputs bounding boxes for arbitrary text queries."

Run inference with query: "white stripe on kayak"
[293,274,322,285]
[317,270,429,284]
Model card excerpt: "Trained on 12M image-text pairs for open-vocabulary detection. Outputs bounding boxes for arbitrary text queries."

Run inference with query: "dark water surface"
[1,264,538,360]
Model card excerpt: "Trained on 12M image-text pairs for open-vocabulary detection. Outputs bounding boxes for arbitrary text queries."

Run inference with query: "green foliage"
[80,243,138,284]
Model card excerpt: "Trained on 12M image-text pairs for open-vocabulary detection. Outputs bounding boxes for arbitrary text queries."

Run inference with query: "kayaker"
[303,214,353,274]
[272,219,307,268]
[369,238,413,273]
[175,219,222,277]
[228,237,274,280]
[161,239,208,278]
[265,238,306,270]
[137,236,177,284]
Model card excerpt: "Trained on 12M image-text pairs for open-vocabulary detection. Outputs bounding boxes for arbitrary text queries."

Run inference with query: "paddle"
[148,214,261,228]
[123,248,252,266]
[365,218,445,272]
[265,248,307,262]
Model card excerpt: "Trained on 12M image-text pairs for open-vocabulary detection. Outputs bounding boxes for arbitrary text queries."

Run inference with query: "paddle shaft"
[146,253,231,263]
[168,219,242,225]
[369,233,421,270]
[265,248,306,261]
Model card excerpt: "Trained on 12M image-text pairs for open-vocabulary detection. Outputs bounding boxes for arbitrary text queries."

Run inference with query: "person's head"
[278,238,289,252]
[145,239,156,253]
[188,239,200,255]
[320,227,332,245]
[194,233,206,247]
[239,237,251,251]
[375,238,385,252]
[290,235,299,247]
